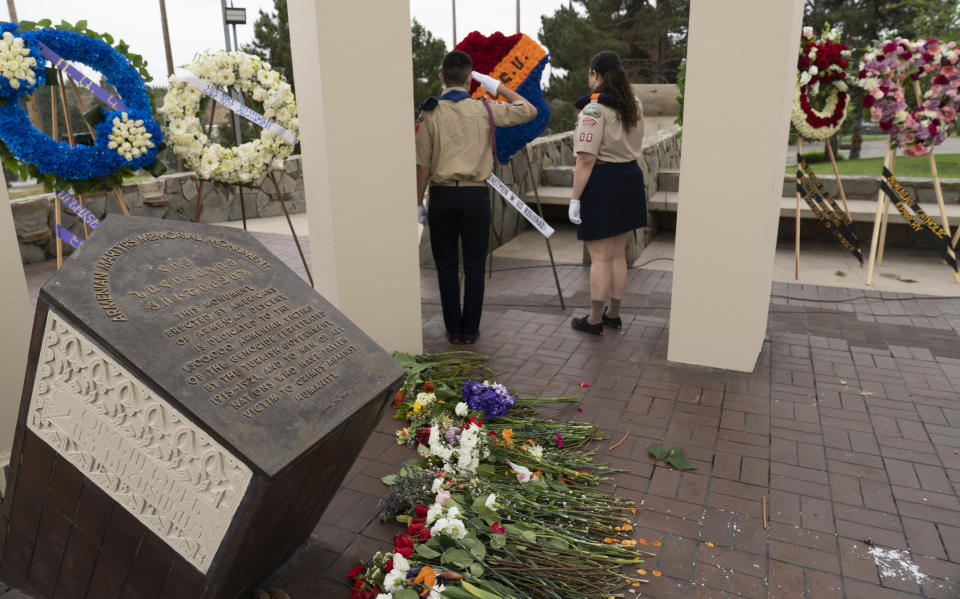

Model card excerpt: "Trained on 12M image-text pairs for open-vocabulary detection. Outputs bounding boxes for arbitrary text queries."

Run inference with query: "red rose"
[385,559,393,573]
[416,427,431,446]
[879,120,893,131]
[929,122,939,135]
[348,565,364,580]
[883,42,897,53]
[414,505,429,518]
[799,57,811,70]
[923,53,933,63]
[935,75,949,85]
[407,522,426,536]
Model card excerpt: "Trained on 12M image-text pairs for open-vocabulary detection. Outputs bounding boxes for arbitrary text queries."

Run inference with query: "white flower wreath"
[160,51,298,185]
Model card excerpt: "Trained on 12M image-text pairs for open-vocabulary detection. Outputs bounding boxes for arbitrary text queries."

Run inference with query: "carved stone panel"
[26,311,253,573]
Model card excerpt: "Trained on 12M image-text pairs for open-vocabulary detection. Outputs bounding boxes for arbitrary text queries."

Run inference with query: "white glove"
[472,71,501,96]
[417,204,428,224]
[568,199,581,225]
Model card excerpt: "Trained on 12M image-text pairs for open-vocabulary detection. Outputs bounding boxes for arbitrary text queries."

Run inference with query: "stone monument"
[0,216,404,598]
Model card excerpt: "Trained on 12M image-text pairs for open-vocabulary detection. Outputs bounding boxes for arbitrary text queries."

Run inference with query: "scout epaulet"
[418,96,439,112]
[574,93,617,109]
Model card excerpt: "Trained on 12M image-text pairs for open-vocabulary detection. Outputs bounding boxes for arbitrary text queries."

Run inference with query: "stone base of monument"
[0,216,404,598]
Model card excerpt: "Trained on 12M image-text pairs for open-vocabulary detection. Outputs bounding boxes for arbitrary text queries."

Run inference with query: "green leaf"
[393,590,419,599]
[395,514,412,525]
[489,533,506,549]
[467,540,486,561]
[542,536,569,549]
[75,20,87,30]
[437,587,475,599]
[415,543,441,559]
[18,21,35,31]
[116,40,129,54]
[381,474,396,486]
[37,19,52,28]
[665,447,696,470]
[131,54,143,67]
[58,20,73,31]
[85,29,98,39]
[469,562,484,577]
[441,548,473,569]
[461,580,503,599]
[648,442,668,460]
[102,33,114,45]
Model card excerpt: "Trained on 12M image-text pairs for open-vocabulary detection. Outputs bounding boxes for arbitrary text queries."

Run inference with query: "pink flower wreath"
[857,38,960,157]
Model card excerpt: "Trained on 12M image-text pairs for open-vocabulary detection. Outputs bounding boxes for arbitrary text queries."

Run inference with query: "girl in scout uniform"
[568,51,646,335]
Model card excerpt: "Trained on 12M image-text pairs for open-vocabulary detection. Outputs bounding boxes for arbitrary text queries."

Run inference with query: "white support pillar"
[286,1,423,354]
[0,175,32,471]
[667,0,803,372]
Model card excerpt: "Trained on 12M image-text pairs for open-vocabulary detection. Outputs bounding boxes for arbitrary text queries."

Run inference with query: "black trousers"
[428,185,490,336]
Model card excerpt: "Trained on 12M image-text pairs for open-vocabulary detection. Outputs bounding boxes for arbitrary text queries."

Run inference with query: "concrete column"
[286,1,423,354]
[0,177,32,469]
[667,0,803,371]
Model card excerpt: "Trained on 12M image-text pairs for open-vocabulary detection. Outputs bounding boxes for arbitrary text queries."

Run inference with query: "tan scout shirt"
[574,96,645,163]
[416,86,533,185]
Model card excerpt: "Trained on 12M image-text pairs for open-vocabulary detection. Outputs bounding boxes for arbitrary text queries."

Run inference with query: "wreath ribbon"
[176,70,297,145]
[39,41,128,111]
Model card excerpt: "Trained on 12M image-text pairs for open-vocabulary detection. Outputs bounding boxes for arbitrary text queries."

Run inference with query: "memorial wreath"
[0,20,164,194]
[858,37,960,156]
[160,50,298,185]
[791,25,853,140]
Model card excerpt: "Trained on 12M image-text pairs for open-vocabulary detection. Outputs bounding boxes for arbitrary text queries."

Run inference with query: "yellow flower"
[622,523,633,530]
[636,569,647,575]
[705,542,714,548]
[652,570,662,577]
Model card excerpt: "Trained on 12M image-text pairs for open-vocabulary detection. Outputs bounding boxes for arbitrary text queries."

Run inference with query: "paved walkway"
[4,231,960,599]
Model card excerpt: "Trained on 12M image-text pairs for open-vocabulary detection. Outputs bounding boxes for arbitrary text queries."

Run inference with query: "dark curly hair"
[590,51,639,131]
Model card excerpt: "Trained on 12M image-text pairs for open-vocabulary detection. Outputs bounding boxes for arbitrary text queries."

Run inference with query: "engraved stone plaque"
[0,216,405,599]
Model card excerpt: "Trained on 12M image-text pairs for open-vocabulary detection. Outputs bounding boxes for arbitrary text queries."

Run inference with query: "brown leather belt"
[431,180,487,188]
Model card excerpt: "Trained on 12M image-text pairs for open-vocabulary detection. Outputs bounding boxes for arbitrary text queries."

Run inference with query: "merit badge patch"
[456,31,551,163]
[582,106,602,118]
[581,117,598,127]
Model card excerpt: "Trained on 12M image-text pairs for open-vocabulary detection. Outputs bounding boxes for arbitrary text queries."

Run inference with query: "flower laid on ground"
[792,25,854,140]
[857,37,960,156]
[463,379,516,418]
[358,352,654,598]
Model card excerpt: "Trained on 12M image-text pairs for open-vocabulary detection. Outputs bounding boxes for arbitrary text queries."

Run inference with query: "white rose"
[391,553,410,575]
[484,494,497,510]
[382,570,405,593]
[455,402,469,417]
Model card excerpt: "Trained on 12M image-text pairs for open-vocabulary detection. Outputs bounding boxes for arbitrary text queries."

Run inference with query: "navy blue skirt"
[577,161,647,241]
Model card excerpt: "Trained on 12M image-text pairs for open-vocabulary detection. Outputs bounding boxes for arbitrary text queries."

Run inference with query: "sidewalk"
[4,229,960,598]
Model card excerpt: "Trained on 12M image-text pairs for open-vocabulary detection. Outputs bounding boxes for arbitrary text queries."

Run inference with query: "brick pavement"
[4,232,960,598]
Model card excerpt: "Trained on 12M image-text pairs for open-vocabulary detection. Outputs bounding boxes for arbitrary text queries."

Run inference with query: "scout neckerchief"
[574,92,618,109]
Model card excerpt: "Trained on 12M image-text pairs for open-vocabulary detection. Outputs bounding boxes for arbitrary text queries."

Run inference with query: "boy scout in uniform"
[415,50,537,344]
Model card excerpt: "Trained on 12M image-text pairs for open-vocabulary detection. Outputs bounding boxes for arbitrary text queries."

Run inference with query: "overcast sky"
[10,1,571,86]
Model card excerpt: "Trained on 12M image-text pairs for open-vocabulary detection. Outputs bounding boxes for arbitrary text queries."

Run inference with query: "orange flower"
[614,526,622,531]
[630,508,638,514]
[621,539,637,546]
[501,429,514,446]
[421,381,435,392]
[652,540,662,547]
[632,582,642,587]
[638,538,648,546]
[652,570,662,577]
[603,537,617,544]
[636,569,647,575]
[622,523,633,531]
[413,565,437,589]
[705,542,714,548]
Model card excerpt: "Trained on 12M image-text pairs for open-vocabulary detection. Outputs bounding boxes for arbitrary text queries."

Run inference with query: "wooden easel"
[865,129,959,285]
[49,64,131,268]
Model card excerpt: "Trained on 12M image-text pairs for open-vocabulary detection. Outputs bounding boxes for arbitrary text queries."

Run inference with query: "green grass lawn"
[788,153,960,178]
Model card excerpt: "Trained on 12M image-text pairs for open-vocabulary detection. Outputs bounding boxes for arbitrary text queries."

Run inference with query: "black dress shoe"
[462,332,479,344]
[571,316,603,335]
[446,331,462,344]
[602,308,622,329]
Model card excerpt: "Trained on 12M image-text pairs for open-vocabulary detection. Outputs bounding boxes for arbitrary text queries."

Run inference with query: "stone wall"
[12,157,306,264]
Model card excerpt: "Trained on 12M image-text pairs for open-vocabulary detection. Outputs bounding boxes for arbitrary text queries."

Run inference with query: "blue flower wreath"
[0,26,162,183]
[0,23,45,98]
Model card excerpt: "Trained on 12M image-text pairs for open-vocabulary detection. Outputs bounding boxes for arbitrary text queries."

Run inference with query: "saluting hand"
[471,71,501,96]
